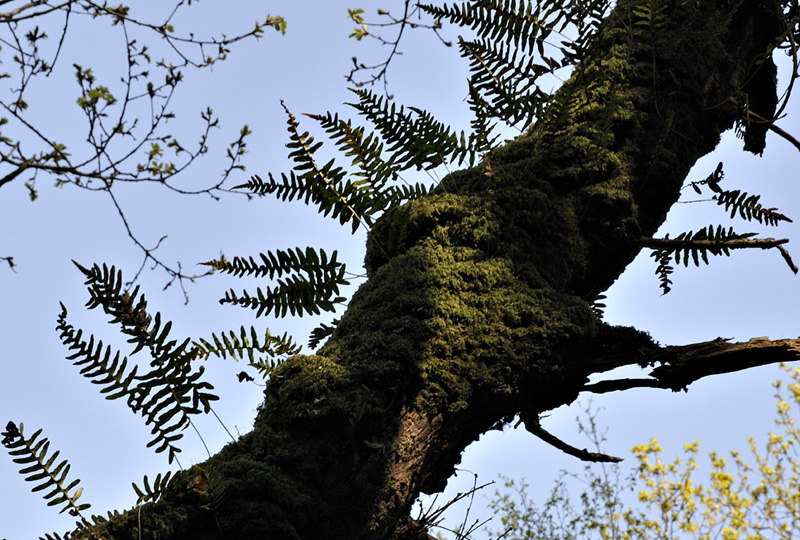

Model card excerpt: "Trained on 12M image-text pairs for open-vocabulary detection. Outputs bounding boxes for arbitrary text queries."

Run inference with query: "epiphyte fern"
[60,262,223,465]
[422,0,610,129]
[309,318,340,349]
[192,326,301,362]
[344,88,488,169]
[713,189,791,226]
[218,275,348,319]
[191,326,301,379]
[1,422,99,533]
[686,162,792,226]
[205,249,350,319]
[656,225,759,267]
[652,250,675,295]
[307,107,438,204]
[235,101,376,233]
[132,471,174,505]
[631,0,668,30]
[642,225,797,293]
[203,247,343,282]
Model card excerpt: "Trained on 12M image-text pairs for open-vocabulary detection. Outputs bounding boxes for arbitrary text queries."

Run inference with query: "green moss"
[73,0,789,537]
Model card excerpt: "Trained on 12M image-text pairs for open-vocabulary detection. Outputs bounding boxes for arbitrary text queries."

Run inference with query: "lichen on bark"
[79,0,793,538]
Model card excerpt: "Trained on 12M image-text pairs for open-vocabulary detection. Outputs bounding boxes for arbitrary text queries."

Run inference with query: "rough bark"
[82,0,796,538]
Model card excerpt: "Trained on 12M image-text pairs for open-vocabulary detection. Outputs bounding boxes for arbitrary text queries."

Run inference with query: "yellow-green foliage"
[490,365,800,540]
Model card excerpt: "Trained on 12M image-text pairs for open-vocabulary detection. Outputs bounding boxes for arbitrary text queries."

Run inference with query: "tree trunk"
[85,0,796,538]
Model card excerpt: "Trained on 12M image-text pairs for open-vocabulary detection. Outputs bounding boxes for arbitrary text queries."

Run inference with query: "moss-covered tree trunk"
[87,0,798,538]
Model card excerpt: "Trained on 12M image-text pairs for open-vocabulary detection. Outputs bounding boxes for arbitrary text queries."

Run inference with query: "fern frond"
[642,226,797,291]
[132,471,174,505]
[685,161,724,194]
[346,88,480,169]
[422,0,569,56]
[306,110,399,189]
[235,102,376,233]
[202,247,344,282]
[684,163,791,225]
[220,272,348,319]
[713,189,792,225]
[651,250,674,295]
[631,0,669,30]
[68,262,222,464]
[309,319,339,349]
[39,533,71,540]
[423,0,609,129]
[215,248,350,319]
[590,294,607,318]
[459,36,552,128]
[645,226,758,267]
[56,304,140,405]
[192,326,301,363]
[1,422,92,518]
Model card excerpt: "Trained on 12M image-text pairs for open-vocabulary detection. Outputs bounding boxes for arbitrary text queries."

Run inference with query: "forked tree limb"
[584,337,800,394]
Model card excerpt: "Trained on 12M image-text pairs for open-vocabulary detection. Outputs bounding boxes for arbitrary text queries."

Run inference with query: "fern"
[235,101,377,232]
[39,533,71,540]
[422,0,610,128]
[645,226,775,293]
[713,189,792,225]
[685,162,791,225]
[590,294,607,318]
[345,88,486,168]
[309,318,340,349]
[61,262,222,465]
[652,250,675,295]
[686,161,724,194]
[191,326,301,380]
[664,226,755,265]
[192,326,301,363]
[631,0,668,30]
[307,107,439,205]
[203,247,344,283]
[1,422,94,524]
[219,273,348,319]
[132,471,174,504]
[207,247,350,319]
[458,36,553,128]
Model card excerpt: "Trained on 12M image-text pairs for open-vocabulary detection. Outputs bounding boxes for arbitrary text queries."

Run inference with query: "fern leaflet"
[132,471,174,504]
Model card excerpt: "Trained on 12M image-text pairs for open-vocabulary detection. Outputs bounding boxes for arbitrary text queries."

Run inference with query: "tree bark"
[84,0,795,538]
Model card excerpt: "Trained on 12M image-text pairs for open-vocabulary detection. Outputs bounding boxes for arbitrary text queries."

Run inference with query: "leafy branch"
[346,2,452,92]
[0,1,285,286]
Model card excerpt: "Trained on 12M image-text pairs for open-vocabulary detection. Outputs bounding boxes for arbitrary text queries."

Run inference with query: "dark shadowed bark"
[82,0,799,538]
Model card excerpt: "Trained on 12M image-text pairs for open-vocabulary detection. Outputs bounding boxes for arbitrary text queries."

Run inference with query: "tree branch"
[516,413,623,463]
[747,110,800,152]
[639,236,789,250]
[584,336,800,394]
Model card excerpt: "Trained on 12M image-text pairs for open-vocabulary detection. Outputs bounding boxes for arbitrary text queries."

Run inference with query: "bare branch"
[516,413,623,463]
[584,336,800,394]
[747,109,800,152]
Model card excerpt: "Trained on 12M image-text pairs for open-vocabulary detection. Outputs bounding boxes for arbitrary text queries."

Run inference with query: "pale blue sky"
[1,2,799,538]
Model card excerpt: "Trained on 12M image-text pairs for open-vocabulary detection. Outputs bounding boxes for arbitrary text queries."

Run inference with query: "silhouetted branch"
[516,413,623,463]
[585,336,800,394]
